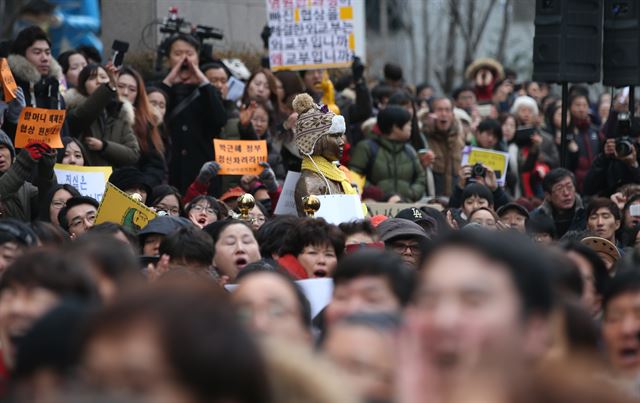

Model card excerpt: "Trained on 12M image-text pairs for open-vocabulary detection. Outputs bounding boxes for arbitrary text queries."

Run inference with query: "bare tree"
[449,0,498,75]
[435,0,459,94]
[496,0,513,63]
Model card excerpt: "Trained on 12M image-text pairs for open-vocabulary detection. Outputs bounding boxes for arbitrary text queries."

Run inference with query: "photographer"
[448,163,511,211]
[158,33,227,193]
[583,112,640,197]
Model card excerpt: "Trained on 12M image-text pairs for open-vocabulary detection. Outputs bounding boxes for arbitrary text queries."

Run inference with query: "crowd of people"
[0,19,639,402]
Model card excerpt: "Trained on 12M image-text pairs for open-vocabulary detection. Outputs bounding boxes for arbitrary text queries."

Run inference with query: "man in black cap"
[0,219,38,275]
[138,215,193,257]
[376,218,429,269]
[58,196,99,238]
[108,167,152,204]
[395,207,438,237]
[496,202,529,233]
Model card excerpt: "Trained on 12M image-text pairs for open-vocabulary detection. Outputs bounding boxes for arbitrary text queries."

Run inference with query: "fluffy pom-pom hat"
[292,93,345,156]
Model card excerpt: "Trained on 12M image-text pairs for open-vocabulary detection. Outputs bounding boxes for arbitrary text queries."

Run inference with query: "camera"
[615,112,634,158]
[472,163,486,178]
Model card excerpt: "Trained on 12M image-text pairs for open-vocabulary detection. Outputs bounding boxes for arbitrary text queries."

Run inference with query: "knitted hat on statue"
[293,93,345,156]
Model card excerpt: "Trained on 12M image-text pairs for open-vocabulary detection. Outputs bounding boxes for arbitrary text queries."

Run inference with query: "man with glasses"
[375,218,429,269]
[58,196,99,239]
[530,168,586,238]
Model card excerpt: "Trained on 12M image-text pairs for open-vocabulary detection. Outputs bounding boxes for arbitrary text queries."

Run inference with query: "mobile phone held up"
[111,40,129,69]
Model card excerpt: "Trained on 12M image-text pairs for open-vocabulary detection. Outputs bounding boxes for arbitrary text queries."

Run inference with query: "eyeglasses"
[155,204,180,216]
[390,242,421,254]
[70,212,97,228]
[51,200,66,209]
[249,215,266,224]
[551,182,575,194]
[190,205,217,215]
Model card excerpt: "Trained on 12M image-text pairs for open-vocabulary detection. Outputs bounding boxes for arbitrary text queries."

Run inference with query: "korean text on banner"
[266,0,366,71]
[213,139,268,175]
[95,183,156,231]
[54,164,112,202]
[461,146,510,186]
[315,194,364,225]
[14,107,65,148]
[0,58,17,102]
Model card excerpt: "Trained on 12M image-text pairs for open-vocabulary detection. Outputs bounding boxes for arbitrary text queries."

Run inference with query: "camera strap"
[170,87,200,120]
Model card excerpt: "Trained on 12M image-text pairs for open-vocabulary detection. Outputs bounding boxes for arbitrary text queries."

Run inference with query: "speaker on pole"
[603,0,640,87]
[532,0,603,83]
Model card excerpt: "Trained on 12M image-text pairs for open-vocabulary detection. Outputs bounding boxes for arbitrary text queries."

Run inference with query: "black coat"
[159,82,227,193]
[583,147,640,197]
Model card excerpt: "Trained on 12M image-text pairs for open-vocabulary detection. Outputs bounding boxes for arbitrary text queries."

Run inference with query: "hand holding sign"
[213,139,268,176]
[15,107,65,149]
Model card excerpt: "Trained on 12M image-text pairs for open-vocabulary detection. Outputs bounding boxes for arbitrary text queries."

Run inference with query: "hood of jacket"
[64,88,135,126]
[8,54,63,84]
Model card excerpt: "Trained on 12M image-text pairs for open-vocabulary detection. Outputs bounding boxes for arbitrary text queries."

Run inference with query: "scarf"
[301,155,358,195]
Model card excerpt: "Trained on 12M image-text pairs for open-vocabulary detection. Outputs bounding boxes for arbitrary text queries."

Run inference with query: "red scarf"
[277,254,309,280]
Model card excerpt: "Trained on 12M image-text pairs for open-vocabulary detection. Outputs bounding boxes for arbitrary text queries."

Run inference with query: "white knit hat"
[510,95,539,116]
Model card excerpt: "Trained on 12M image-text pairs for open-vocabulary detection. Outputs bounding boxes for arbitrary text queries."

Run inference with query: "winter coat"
[158,82,227,194]
[422,118,466,196]
[64,85,140,167]
[529,196,586,239]
[0,151,57,221]
[137,135,167,188]
[5,54,68,142]
[573,125,603,192]
[349,129,426,202]
[583,146,640,197]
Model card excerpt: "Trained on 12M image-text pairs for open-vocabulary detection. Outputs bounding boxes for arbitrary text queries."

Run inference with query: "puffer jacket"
[64,85,140,167]
[422,117,466,196]
[0,151,57,221]
[349,127,426,202]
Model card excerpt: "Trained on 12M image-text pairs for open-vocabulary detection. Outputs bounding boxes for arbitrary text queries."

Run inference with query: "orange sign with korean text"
[15,107,65,148]
[0,58,17,102]
[213,139,268,175]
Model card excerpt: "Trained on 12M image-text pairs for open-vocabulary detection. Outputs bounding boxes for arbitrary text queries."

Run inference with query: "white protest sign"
[54,164,112,202]
[315,194,364,225]
[274,171,301,216]
[461,146,510,186]
[266,0,366,71]
[226,277,333,319]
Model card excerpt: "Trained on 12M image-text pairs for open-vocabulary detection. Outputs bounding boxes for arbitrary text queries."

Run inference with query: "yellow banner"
[95,183,156,231]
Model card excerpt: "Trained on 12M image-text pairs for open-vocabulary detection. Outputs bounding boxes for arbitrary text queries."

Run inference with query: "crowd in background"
[0,15,639,403]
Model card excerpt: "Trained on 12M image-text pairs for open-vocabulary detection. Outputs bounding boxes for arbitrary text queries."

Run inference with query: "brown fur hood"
[63,88,135,126]
[7,54,63,84]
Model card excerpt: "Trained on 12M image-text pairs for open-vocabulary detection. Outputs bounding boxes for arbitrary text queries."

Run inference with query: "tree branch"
[471,0,498,50]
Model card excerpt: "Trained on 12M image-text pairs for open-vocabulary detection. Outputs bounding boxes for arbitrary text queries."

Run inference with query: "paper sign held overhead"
[0,58,17,102]
[14,107,65,149]
[266,0,366,71]
[213,139,268,176]
[95,183,156,232]
[274,171,301,216]
[461,146,510,186]
[54,164,112,202]
[315,194,364,225]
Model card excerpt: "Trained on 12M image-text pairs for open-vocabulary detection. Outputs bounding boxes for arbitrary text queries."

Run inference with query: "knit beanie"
[510,96,539,116]
[293,93,345,156]
[0,129,15,159]
[108,167,152,196]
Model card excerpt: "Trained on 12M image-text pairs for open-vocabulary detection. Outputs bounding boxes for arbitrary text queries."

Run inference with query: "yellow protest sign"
[461,146,510,186]
[213,139,268,175]
[0,58,17,102]
[54,164,113,202]
[95,183,157,232]
[15,107,65,148]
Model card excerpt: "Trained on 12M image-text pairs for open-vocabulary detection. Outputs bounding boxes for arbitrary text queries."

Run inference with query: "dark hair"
[416,82,433,96]
[279,218,345,259]
[383,63,403,81]
[256,216,301,258]
[542,168,575,193]
[165,33,200,54]
[201,61,228,77]
[371,84,395,106]
[235,266,311,328]
[388,91,413,107]
[80,281,271,403]
[462,183,494,206]
[146,86,169,104]
[77,63,111,97]
[527,214,557,239]
[602,270,640,312]
[57,50,85,74]
[149,184,184,215]
[159,227,214,268]
[467,206,499,223]
[65,234,142,291]
[557,240,609,296]
[334,250,416,306]
[185,195,223,220]
[57,196,100,231]
[452,85,474,101]
[377,105,412,135]
[241,68,280,115]
[76,45,102,64]
[29,221,69,247]
[203,220,257,255]
[0,250,97,302]
[419,231,555,317]
[547,249,583,297]
[477,118,503,142]
[586,197,621,221]
[10,26,51,56]
[38,183,82,223]
[88,222,139,249]
[274,70,305,108]
[58,137,91,165]
[338,220,377,239]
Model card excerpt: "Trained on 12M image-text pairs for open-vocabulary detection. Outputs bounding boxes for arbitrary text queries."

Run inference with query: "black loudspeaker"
[533,0,603,83]
[603,0,640,87]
